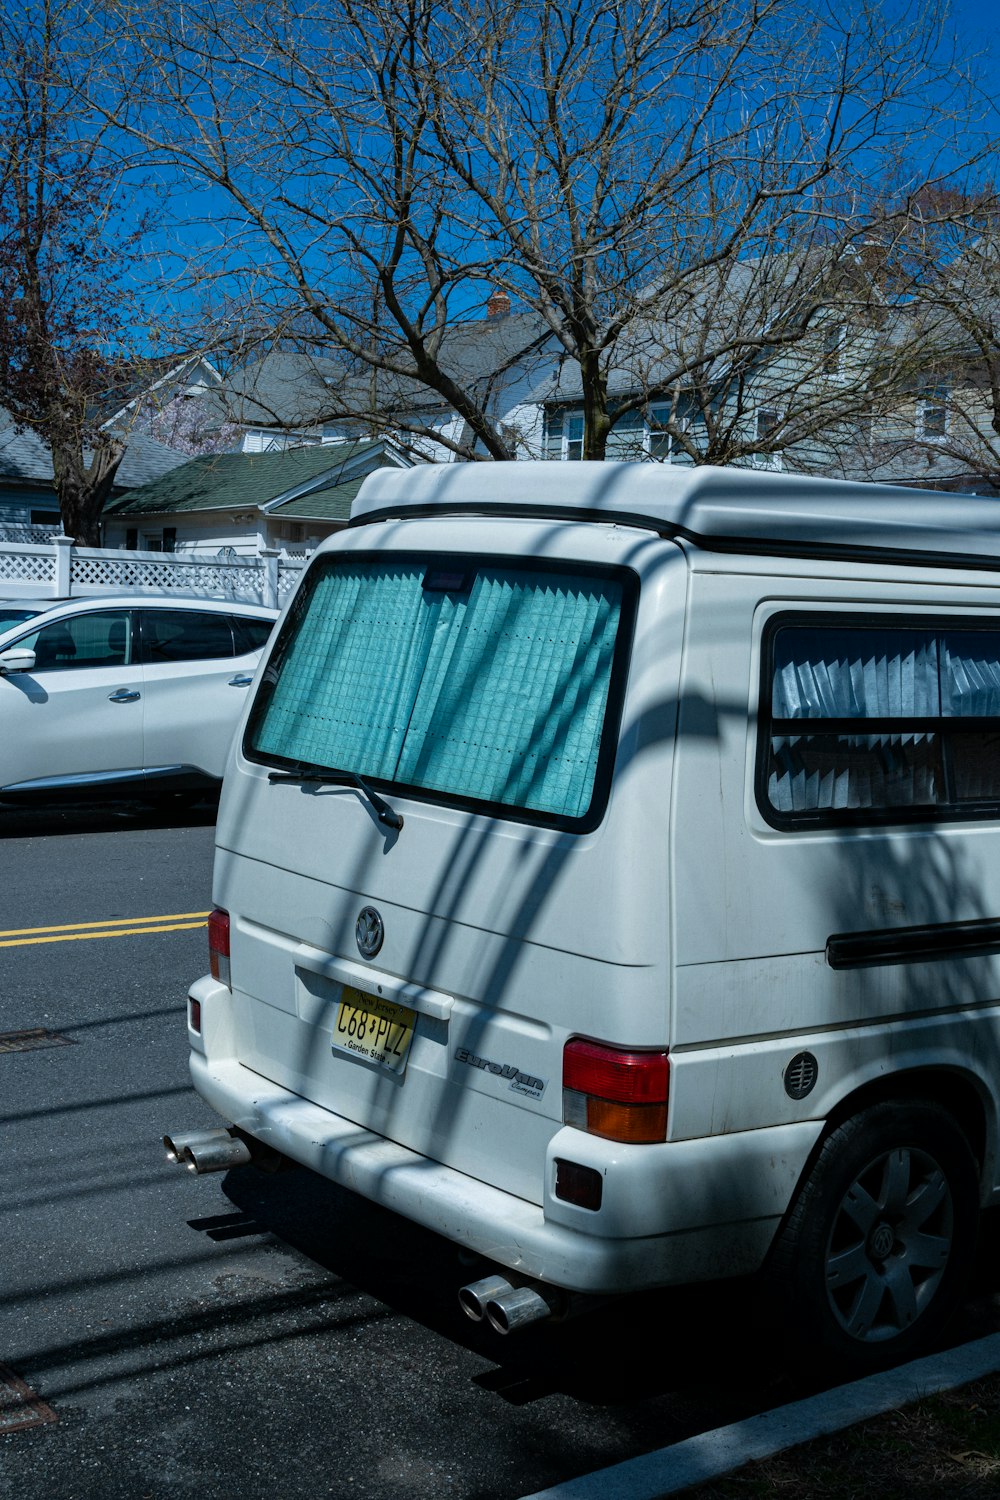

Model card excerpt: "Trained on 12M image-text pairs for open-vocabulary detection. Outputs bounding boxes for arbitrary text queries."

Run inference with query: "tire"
[766,1101,979,1371]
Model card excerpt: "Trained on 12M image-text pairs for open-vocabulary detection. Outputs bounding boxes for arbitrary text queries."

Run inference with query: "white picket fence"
[0,536,306,610]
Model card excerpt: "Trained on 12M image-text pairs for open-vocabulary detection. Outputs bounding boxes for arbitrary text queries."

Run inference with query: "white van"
[170,462,1000,1368]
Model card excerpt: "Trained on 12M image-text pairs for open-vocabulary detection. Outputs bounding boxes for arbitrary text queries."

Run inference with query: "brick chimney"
[487,288,511,318]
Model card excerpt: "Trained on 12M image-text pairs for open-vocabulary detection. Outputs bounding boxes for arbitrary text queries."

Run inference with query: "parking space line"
[0,912,210,948]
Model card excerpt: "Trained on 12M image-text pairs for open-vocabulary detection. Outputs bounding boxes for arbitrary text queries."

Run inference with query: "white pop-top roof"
[350,461,1000,569]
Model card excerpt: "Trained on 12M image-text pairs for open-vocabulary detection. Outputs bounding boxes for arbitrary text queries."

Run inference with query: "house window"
[647,404,693,461]
[918,386,949,440]
[823,325,847,377]
[755,408,781,443]
[544,408,584,460]
[547,403,694,462]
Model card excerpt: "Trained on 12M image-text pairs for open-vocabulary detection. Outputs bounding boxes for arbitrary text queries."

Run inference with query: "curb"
[517,1332,1000,1500]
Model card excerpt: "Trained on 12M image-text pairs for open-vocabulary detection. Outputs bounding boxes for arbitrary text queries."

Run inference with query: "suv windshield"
[246,555,632,828]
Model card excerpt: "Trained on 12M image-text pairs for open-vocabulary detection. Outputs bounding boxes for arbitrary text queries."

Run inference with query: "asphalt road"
[3,798,1000,1500]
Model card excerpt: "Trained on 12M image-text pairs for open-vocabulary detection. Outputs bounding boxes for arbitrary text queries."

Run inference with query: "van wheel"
[767,1101,979,1371]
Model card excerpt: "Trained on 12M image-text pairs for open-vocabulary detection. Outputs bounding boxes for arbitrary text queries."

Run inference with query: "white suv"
[0,596,277,803]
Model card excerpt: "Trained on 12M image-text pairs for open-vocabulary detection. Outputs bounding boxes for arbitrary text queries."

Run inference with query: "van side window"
[759,617,1000,827]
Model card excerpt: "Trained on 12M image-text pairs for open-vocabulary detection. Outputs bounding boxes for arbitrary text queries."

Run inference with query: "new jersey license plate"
[332,986,415,1073]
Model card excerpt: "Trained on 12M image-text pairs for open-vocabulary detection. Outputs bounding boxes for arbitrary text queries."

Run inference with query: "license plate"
[332,986,415,1073]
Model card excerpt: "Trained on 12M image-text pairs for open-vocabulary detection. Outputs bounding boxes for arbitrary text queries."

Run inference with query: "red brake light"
[563,1039,669,1144]
[208,908,231,987]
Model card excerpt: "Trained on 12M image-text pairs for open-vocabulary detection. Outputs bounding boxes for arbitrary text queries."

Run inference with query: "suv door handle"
[228,675,253,687]
[108,689,141,703]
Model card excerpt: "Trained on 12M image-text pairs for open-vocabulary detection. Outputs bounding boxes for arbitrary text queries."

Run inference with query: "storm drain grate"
[0,1028,75,1055]
[0,1364,57,1434]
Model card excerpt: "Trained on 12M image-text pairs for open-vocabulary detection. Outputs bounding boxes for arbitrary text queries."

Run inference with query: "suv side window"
[231,616,273,655]
[19,610,133,671]
[140,610,235,663]
[758,614,1000,827]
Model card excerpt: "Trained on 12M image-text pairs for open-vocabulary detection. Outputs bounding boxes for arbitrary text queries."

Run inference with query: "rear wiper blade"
[268,767,403,830]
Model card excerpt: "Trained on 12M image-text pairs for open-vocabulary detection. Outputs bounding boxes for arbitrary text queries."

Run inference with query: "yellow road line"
[0,911,210,939]
[0,914,210,948]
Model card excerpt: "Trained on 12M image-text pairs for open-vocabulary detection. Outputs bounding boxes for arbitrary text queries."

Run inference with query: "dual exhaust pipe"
[458,1273,565,1335]
[163,1126,254,1174]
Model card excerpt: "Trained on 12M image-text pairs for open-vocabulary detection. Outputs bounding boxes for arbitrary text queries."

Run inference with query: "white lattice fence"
[0,538,306,607]
[0,541,56,593]
[277,565,304,602]
[70,548,266,601]
[0,523,61,545]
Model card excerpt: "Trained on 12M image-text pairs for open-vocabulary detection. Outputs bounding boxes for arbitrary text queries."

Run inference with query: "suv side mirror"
[0,648,37,674]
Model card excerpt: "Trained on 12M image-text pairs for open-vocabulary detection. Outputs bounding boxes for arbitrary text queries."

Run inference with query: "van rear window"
[245,556,630,827]
[760,615,1000,827]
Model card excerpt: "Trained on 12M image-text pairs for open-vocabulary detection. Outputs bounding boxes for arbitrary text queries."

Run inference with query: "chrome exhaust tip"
[458,1274,517,1323]
[163,1127,253,1174]
[484,1284,562,1335]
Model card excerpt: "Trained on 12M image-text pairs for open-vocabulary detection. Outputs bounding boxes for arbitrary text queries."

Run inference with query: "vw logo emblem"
[356,906,384,959]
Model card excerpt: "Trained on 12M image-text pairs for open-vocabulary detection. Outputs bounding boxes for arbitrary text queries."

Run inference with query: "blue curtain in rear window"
[253,562,622,820]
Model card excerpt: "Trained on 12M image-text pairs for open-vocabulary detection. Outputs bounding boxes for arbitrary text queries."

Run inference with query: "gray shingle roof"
[0,411,188,490]
[211,312,553,430]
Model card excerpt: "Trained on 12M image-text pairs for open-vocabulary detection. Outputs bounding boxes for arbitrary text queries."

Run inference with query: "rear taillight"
[563,1039,669,1144]
[208,908,231,988]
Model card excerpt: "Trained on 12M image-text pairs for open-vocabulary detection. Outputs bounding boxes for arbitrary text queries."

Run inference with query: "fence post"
[53,535,73,598]
[260,547,280,610]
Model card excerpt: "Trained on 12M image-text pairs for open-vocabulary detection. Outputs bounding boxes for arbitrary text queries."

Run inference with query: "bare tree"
[107,0,985,464]
[0,0,156,542]
[865,188,1000,490]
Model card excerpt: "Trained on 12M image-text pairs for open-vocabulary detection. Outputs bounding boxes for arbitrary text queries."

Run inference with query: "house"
[195,266,901,475]
[101,439,414,555]
[0,414,190,540]
[164,261,1000,491]
[199,305,553,461]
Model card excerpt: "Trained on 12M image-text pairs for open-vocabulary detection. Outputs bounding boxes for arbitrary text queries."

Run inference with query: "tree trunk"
[50,431,125,546]
[579,352,611,461]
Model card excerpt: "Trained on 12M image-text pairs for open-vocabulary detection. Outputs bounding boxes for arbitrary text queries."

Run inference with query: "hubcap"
[824,1145,954,1344]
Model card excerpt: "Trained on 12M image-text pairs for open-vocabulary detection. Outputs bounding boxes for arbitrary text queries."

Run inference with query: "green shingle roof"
[104,442,382,517]
[275,476,369,519]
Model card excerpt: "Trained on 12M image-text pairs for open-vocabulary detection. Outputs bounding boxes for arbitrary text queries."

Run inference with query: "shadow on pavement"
[220,1165,812,1420]
[0,794,219,839]
[219,1167,1000,1428]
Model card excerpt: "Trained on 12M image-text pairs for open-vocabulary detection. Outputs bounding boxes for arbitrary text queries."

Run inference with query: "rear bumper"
[187,977,824,1295]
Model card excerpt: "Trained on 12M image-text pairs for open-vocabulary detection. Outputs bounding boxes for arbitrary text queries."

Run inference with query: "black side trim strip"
[350,502,1000,575]
[827,917,1000,969]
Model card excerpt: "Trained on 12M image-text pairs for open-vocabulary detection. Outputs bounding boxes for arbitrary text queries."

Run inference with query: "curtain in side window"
[768,627,942,814]
[771,628,940,718]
